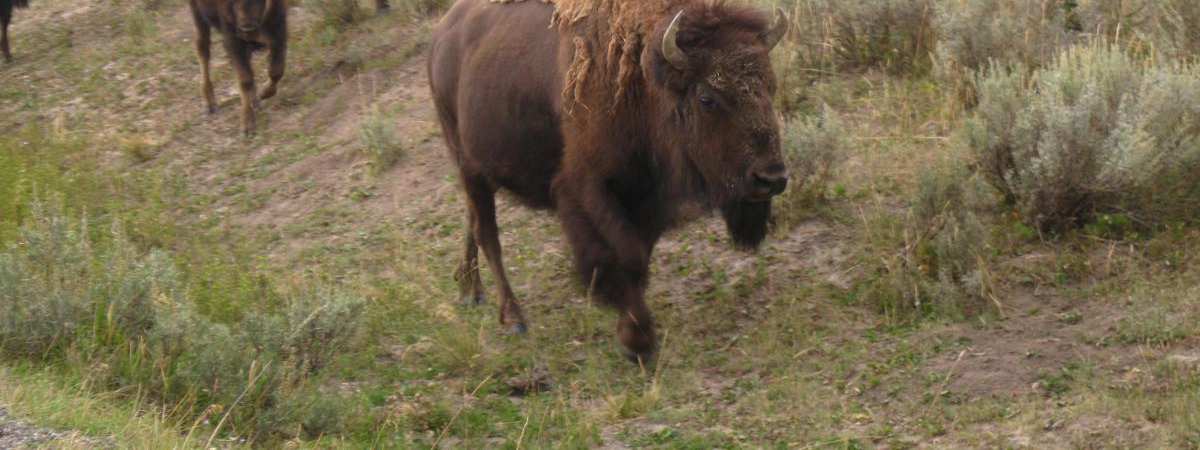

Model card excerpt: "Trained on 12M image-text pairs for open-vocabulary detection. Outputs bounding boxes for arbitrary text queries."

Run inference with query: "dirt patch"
[922,285,1146,400]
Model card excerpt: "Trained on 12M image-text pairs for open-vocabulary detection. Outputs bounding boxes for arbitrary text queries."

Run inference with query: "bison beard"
[722,200,772,251]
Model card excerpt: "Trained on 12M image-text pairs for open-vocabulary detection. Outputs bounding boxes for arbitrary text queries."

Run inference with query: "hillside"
[2,0,1200,447]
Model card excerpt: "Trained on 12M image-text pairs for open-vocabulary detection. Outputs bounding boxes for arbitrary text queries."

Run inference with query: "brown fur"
[429,0,788,362]
[188,0,287,136]
[1,0,30,63]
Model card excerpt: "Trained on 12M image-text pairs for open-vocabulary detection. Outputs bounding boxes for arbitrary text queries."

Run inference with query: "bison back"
[429,0,568,209]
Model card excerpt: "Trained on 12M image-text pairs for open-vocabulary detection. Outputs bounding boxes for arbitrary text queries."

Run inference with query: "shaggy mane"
[496,0,767,113]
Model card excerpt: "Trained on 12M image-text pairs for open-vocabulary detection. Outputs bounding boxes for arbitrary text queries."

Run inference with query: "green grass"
[0,364,208,449]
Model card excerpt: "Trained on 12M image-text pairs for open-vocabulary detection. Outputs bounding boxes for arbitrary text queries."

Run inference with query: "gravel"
[0,406,68,449]
[0,406,111,449]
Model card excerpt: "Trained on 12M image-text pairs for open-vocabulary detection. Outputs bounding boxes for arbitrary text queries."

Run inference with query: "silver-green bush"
[962,44,1200,230]
[0,196,368,439]
[773,0,937,76]
[936,0,1075,73]
[774,104,847,226]
[933,0,1078,104]
[1077,0,1200,61]
[305,0,364,30]
[359,104,405,175]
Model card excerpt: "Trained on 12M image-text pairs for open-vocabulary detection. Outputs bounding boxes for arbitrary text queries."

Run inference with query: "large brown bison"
[188,0,287,136]
[429,0,790,363]
[1,0,30,63]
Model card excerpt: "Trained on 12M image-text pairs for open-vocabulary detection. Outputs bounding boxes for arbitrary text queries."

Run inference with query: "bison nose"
[752,168,789,197]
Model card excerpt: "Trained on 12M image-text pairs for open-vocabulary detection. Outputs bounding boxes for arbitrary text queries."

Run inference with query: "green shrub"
[769,0,937,109]
[775,104,847,225]
[305,0,365,31]
[936,0,1075,74]
[0,196,368,441]
[857,163,994,322]
[934,0,1078,104]
[401,0,451,18]
[1077,0,1200,61]
[359,104,405,174]
[961,44,1200,231]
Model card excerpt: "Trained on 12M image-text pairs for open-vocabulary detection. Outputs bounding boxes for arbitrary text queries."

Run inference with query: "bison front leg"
[562,217,657,364]
[193,18,217,114]
[260,31,286,101]
[2,18,11,63]
[224,39,258,136]
[558,183,658,364]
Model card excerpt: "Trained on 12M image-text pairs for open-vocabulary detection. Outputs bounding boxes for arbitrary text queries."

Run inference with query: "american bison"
[1,0,30,63]
[429,0,789,363]
[188,0,287,136]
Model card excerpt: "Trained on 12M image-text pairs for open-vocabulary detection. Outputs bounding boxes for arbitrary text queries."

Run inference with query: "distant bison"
[429,0,789,362]
[188,0,287,136]
[1,0,30,63]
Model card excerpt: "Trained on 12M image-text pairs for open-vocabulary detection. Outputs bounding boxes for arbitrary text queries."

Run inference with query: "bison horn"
[763,8,789,51]
[662,10,688,70]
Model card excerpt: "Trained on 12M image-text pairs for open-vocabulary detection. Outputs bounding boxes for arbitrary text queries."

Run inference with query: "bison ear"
[722,200,772,251]
[762,8,788,51]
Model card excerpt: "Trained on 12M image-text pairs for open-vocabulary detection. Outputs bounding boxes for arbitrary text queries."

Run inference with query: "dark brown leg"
[2,19,11,63]
[375,0,389,13]
[223,39,257,136]
[616,286,656,364]
[454,208,486,305]
[463,176,527,333]
[560,211,657,363]
[193,18,217,114]
[259,27,286,100]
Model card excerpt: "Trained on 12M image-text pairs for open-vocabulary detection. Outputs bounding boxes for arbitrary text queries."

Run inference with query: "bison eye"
[698,95,716,109]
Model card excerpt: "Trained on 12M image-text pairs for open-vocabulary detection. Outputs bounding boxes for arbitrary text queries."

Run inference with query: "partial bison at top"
[429,0,789,363]
[1,0,30,63]
[188,0,287,136]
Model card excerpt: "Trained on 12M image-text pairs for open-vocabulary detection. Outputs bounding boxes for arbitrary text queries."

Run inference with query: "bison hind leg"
[455,210,487,306]
[462,175,528,334]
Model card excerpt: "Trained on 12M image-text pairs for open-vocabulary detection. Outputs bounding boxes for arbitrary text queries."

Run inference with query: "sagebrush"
[962,44,1200,231]
[0,196,368,441]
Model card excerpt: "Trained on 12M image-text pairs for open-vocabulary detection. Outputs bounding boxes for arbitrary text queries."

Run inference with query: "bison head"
[644,5,789,249]
[231,0,273,33]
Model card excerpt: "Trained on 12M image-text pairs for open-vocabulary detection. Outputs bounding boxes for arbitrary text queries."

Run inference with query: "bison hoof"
[461,292,486,306]
[621,347,656,368]
[509,323,528,335]
[207,105,218,115]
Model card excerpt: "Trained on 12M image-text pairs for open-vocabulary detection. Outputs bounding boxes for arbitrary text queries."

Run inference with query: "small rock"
[506,367,553,396]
